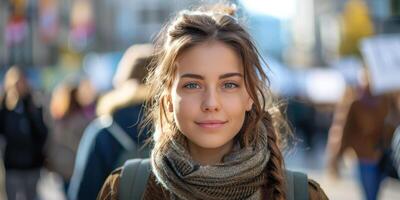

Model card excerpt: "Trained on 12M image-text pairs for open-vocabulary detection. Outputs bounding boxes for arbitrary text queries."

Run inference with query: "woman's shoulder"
[97,168,168,200]
[97,168,328,200]
[308,179,329,200]
[97,168,122,200]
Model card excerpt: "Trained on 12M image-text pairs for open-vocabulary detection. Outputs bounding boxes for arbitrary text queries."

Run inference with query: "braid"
[263,112,286,200]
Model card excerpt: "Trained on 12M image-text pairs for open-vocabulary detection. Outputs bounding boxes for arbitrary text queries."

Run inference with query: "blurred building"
[0,0,222,67]
[0,0,399,98]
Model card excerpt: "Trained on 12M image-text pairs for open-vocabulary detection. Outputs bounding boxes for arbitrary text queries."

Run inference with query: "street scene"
[1,0,400,199]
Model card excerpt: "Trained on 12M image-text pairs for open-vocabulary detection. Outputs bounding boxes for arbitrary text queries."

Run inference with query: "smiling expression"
[169,41,253,152]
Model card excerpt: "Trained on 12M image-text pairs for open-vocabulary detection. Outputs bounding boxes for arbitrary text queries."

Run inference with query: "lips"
[195,120,227,129]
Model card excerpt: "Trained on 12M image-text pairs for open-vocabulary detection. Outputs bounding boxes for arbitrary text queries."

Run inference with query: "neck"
[187,140,234,166]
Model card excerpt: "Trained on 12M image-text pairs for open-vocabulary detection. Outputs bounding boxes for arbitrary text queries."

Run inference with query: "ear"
[246,98,253,111]
[167,96,173,112]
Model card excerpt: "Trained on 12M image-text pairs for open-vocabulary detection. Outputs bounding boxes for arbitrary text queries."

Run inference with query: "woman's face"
[169,41,253,151]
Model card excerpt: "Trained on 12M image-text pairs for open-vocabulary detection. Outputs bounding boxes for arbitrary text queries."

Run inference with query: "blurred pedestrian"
[0,66,48,200]
[99,5,328,200]
[68,44,153,200]
[0,90,7,200]
[379,92,400,179]
[0,153,6,200]
[327,69,391,200]
[339,0,374,57]
[286,96,316,150]
[46,77,95,194]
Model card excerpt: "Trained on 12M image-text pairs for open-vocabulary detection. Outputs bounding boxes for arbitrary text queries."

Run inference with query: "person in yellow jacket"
[339,0,374,56]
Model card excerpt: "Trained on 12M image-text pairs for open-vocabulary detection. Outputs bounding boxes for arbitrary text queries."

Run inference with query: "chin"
[192,138,231,149]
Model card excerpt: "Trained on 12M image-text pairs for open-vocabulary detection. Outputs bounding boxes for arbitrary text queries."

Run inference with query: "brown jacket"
[330,94,390,162]
[97,168,329,200]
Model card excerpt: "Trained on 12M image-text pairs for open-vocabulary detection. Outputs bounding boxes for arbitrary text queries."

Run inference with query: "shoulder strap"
[106,118,137,151]
[119,158,151,200]
[119,163,307,200]
[285,169,309,200]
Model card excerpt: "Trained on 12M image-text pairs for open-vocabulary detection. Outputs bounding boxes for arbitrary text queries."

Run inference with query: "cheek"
[223,92,251,112]
[171,91,199,121]
[174,98,194,114]
[172,89,192,107]
[219,97,247,125]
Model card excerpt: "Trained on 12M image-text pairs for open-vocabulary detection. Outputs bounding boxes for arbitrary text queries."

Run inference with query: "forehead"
[176,41,242,76]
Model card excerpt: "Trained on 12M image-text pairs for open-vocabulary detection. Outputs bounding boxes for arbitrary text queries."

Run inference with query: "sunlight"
[240,0,296,19]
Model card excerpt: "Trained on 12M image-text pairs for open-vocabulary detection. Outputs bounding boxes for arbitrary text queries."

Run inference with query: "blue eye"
[223,82,238,89]
[184,83,200,89]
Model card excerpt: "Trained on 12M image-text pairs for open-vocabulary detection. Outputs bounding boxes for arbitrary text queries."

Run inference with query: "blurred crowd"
[0,0,400,200]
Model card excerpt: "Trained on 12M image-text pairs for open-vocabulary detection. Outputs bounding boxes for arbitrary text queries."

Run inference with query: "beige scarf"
[151,125,270,200]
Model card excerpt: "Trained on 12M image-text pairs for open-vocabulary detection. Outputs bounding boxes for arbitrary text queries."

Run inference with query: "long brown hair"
[143,4,289,200]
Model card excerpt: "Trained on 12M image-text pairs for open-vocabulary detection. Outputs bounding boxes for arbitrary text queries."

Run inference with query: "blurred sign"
[304,69,346,104]
[361,34,400,94]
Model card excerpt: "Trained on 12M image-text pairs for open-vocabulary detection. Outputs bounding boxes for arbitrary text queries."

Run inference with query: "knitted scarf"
[151,125,270,200]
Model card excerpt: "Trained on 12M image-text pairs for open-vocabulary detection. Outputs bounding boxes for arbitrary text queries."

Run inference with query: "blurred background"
[0,0,400,199]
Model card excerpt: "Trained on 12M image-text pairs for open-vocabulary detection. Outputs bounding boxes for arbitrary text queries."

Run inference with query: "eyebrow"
[180,72,243,80]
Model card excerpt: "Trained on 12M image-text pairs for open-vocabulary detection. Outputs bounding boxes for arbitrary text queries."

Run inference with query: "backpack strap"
[106,117,137,151]
[285,169,309,200]
[118,162,308,200]
[119,158,151,200]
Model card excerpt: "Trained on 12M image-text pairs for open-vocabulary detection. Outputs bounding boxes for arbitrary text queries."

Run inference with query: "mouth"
[195,120,228,129]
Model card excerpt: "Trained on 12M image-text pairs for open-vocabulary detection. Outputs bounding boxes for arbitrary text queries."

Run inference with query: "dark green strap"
[285,169,309,200]
[119,163,307,200]
[285,170,295,200]
[132,159,151,199]
[119,159,151,200]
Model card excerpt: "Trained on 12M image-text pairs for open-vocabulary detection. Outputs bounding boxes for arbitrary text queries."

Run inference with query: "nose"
[201,88,221,112]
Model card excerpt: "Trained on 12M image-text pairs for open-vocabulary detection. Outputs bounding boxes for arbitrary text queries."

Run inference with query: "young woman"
[98,5,328,200]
